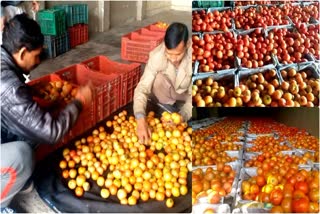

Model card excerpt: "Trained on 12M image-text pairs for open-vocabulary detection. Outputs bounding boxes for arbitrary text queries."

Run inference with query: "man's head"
[2,13,44,73]
[164,22,189,68]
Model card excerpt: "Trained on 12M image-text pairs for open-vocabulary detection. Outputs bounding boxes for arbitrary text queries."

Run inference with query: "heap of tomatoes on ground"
[191,117,319,213]
[58,110,192,208]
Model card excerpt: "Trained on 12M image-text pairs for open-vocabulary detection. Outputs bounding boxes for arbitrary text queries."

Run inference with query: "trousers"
[0,141,33,207]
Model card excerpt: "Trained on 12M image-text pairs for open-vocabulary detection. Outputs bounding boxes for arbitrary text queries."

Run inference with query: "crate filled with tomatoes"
[192,1,320,108]
[190,116,319,213]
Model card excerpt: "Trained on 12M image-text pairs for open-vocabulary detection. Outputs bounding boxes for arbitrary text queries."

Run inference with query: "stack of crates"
[54,4,89,48]
[121,22,167,63]
[37,9,70,58]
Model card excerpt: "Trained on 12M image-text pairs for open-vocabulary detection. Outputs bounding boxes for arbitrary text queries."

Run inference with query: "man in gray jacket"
[0,14,92,211]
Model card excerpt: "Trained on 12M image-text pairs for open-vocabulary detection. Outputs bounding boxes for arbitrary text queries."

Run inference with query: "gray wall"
[145,1,171,17]
[109,1,137,28]
[273,108,319,138]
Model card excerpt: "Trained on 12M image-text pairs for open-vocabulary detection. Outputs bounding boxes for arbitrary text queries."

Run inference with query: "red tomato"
[270,189,284,206]
[295,181,309,194]
[292,198,310,213]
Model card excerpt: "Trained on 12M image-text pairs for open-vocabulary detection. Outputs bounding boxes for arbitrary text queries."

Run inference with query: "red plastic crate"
[81,55,142,108]
[68,24,88,48]
[146,22,168,33]
[28,74,70,161]
[121,30,164,63]
[95,74,121,122]
[138,28,166,38]
[28,74,62,108]
[54,64,97,139]
[55,64,121,124]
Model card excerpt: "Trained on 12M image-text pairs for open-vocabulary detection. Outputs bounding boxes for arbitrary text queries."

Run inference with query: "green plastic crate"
[37,9,66,36]
[54,4,88,27]
[194,0,224,8]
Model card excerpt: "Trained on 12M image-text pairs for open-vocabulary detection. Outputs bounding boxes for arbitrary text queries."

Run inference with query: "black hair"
[2,13,44,54]
[164,22,189,49]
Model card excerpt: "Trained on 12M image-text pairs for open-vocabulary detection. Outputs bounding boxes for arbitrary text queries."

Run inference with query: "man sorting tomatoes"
[133,22,192,145]
[0,14,92,212]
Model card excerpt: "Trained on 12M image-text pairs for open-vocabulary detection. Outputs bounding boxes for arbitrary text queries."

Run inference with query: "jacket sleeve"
[1,82,82,144]
[133,51,159,118]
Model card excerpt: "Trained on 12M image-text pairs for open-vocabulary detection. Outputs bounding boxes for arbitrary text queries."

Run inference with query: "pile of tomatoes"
[59,110,192,207]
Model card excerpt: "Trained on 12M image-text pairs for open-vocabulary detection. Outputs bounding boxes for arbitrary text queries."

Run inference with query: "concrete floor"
[8,9,190,213]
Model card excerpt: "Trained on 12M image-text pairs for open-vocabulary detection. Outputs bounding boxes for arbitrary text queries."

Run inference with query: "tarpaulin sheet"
[33,103,192,213]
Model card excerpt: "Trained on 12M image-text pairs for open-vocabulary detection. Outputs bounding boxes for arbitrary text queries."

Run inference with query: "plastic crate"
[147,22,168,33]
[68,24,89,48]
[193,0,224,8]
[37,9,66,36]
[121,31,164,63]
[43,32,70,59]
[55,64,121,125]
[81,55,142,108]
[138,28,166,40]
[54,64,96,139]
[29,74,69,162]
[54,4,88,27]
[27,74,62,108]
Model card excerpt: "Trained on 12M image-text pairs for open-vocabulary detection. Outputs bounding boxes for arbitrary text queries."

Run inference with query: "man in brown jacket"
[133,22,192,144]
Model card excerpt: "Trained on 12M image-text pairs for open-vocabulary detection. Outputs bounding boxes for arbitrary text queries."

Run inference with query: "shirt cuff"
[135,112,146,119]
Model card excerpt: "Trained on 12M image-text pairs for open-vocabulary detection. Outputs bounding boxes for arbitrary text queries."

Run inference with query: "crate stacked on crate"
[37,9,70,58]
[54,4,89,48]
[121,22,168,63]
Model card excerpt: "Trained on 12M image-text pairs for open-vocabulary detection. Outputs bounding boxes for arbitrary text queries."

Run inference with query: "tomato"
[267,175,279,186]
[293,190,307,199]
[292,197,310,213]
[295,181,309,194]
[256,175,266,187]
[287,176,297,186]
[282,187,293,199]
[309,202,319,213]
[270,189,284,206]
[309,179,319,190]
[309,189,319,202]
[295,172,306,182]
[75,186,84,197]
[166,198,174,208]
[270,205,284,213]
[280,198,292,213]
[284,183,294,193]
[258,192,270,203]
[262,184,274,194]
[242,181,251,194]
[250,184,260,195]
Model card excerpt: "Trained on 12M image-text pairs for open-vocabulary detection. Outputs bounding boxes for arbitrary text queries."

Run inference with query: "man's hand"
[136,117,151,145]
[75,84,93,108]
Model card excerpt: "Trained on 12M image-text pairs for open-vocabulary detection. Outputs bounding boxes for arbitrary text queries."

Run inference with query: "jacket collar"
[1,46,27,83]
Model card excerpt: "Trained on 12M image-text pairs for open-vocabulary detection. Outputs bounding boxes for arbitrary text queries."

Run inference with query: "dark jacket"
[1,46,82,145]
[1,1,23,7]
